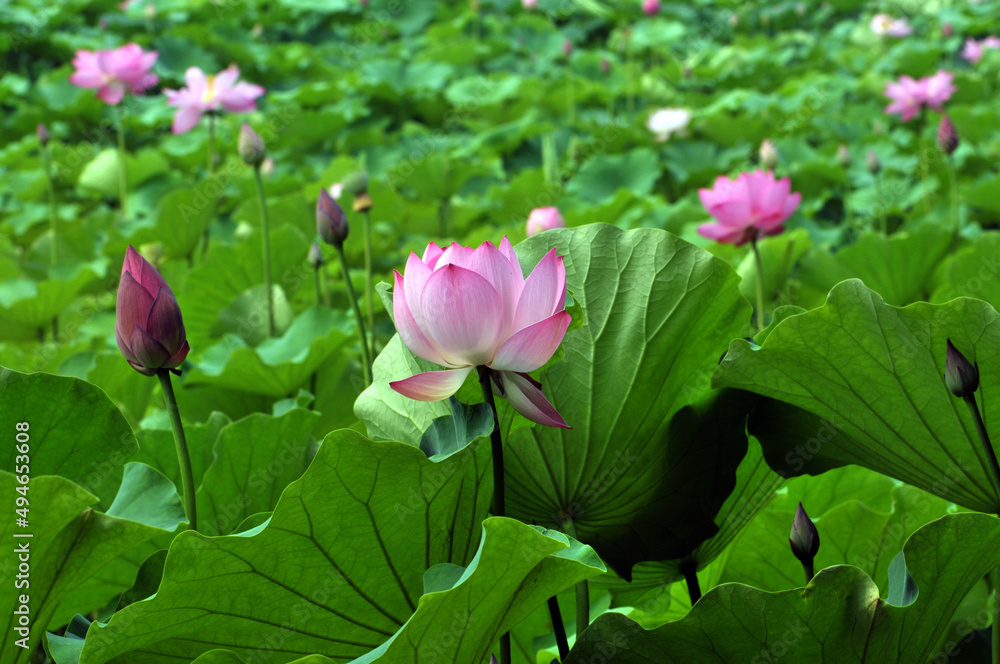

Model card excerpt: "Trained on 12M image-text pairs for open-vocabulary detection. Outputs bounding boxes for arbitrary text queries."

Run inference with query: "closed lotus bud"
[600,57,610,74]
[563,38,573,58]
[308,241,323,269]
[526,206,566,236]
[238,123,265,168]
[789,502,819,564]
[317,188,349,247]
[115,246,190,376]
[642,0,660,16]
[759,138,779,169]
[946,339,979,398]
[866,149,881,175]
[37,123,50,146]
[942,22,954,38]
[836,144,850,168]
[342,171,369,196]
[937,115,959,155]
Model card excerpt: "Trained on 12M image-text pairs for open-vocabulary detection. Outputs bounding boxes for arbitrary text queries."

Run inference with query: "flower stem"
[992,567,1000,664]
[547,595,570,661]
[253,168,275,338]
[918,113,931,215]
[478,366,510,664]
[562,519,591,636]
[207,113,216,176]
[875,175,887,235]
[363,209,376,360]
[679,559,702,605]
[751,238,767,334]
[115,105,128,224]
[965,396,1000,508]
[336,245,372,386]
[42,143,57,268]
[156,369,197,531]
[567,60,575,127]
[949,156,960,233]
[314,268,323,308]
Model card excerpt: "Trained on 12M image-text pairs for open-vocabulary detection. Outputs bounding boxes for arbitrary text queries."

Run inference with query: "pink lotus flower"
[697,170,801,246]
[526,207,566,236]
[961,37,1000,64]
[115,246,189,376]
[390,239,571,428]
[884,70,955,122]
[642,0,660,15]
[870,14,912,37]
[164,66,265,134]
[69,43,158,105]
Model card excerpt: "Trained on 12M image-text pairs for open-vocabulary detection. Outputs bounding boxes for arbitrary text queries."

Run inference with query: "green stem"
[314,268,323,308]
[949,156,960,233]
[965,396,1000,507]
[157,369,197,531]
[843,185,853,236]
[875,175,887,235]
[478,366,509,664]
[43,144,57,268]
[567,61,575,127]
[253,168,275,338]
[363,209,375,360]
[547,595,570,661]
[116,105,128,224]
[208,113,216,176]
[918,113,931,215]
[680,559,702,605]
[562,519,590,636]
[336,245,373,386]
[625,30,634,114]
[751,237,766,334]
[802,559,815,584]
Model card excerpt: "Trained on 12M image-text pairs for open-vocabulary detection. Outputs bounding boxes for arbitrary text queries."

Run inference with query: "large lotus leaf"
[196,407,319,535]
[132,411,231,493]
[0,368,137,508]
[714,279,1000,512]
[77,149,169,198]
[503,225,752,579]
[0,464,183,664]
[151,188,216,260]
[565,513,1000,663]
[184,308,354,397]
[565,149,662,203]
[795,224,954,307]
[930,231,1000,309]
[0,259,106,327]
[77,429,493,664]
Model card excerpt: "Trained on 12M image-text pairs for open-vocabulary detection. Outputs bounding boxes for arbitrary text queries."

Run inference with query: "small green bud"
[342,171,369,196]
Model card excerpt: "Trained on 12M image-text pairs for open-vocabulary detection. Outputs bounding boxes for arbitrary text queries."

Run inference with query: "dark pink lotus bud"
[789,502,819,564]
[946,339,979,398]
[642,0,660,15]
[115,246,189,376]
[37,123,50,146]
[937,115,959,155]
[317,188,349,247]
[942,22,954,38]
[562,38,573,58]
[600,57,610,74]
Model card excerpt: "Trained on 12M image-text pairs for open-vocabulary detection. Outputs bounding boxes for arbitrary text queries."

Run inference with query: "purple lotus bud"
[317,188,349,247]
[789,502,819,564]
[946,339,979,398]
[238,123,265,168]
[37,123,50,146]
[866,149,881,175]
[115,246,189,376]
[937,115,959,155]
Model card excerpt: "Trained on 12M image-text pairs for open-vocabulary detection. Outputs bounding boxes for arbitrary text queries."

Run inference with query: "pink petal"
[129,325,171,371]
[114,325,139,365]
[697,222,754,246]
[467,241,522,339]
[402,251,434,329]
[392,270,450,367]
[214,65,240,92]
[183,67,208,96]
[708,198,753,227]
[97,83,126,105]
[497,371,570,428]
[123,245,169,296]
[164,340,190,369]
[116,271,154,343]
[419,265,503,366]
[390,367,474,401]
[422,242,445,268]
[513,249,566,332]
[172,106,203,134]
[220,82,264,112]
[144,287,186,358]
[490,311,571,373]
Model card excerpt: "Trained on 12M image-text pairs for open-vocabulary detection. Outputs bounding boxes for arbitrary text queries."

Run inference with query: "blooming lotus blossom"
[646,108,691,141]
[526,207,566,236]
[884,70,955,122]
[961,37,1000,64]
[115,246,189,376]
[390,239,571,428]
[870,14,912,37]
[69,43,158,105]
[164,65,265,134]
[697,170,801,246]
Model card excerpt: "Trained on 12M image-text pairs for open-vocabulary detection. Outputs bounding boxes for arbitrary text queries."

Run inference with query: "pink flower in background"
[522,0,538,8]
[884,71,954,121]
[69,43,158,105]
[697,170,801,246]
[115,246,189,376]
[642,0,660,16]
[922,70,956,109]
[870,14,913,37]
[390,239,571,428]
[961,37,1000,64]
[164,65,265,134]
[526,207,565,236]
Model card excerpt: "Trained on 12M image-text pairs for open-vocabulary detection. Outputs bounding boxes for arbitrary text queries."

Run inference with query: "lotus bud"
[759,138,779,169]
[789,502,819,565]
[342,171,369,196]
[600,57,610,74]
[942,22,954,37]
[937,115,959,155]
[238,123,265,168]
[317,188,349,247]
[836,144,850,168]
[642,0,660,16]
[37,123,50,147]
[527,206,566,236]
[866,149,881,175]
[946,339,979,398]
[563,38,573,58]
[308,241,323,269]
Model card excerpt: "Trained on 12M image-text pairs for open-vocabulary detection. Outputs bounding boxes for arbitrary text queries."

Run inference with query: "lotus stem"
[363,209,376,359]
[116,105,128,223]
[679,559,702,605]
[42,142,57,268]
[875,175,887,235]
[208,113,216,176]
[336,245,373,386]
[918,112,931,215]
[751,237,766,334]
[157,369,197,531]
[949,156,960,233]
[253,168,275,338]
[314,268,323,308]
[547,595,570,661]
[964,396,1000,508]
[562,519,591,636]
